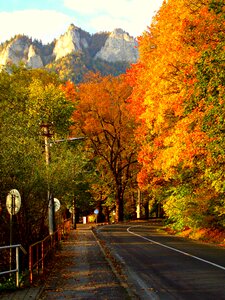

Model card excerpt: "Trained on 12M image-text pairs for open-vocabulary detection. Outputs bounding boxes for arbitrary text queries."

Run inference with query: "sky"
[0,0,164,44]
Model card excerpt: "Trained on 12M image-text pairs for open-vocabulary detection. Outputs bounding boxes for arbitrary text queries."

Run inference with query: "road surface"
[96,221,225,300]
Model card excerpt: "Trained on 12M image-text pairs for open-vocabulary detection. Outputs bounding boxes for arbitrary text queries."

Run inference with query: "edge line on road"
[127,226,225,271]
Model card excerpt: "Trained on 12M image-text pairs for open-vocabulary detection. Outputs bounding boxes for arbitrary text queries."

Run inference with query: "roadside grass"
[165,226,225,247]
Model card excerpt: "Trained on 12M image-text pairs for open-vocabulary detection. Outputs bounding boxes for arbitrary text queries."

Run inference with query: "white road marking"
[127,225,225,271]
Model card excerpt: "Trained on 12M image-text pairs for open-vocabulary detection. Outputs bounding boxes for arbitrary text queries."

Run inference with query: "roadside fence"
[0,218,72,288]
[0,244,27,288]
[29,218,71,284]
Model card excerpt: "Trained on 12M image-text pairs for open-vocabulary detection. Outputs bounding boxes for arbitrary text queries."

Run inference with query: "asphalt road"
[96,221,225,300]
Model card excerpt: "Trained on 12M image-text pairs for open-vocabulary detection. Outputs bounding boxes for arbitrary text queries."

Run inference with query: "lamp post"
[40,122,55,235]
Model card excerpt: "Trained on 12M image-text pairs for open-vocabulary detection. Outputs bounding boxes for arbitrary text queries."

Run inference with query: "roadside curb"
[92,225,139,300]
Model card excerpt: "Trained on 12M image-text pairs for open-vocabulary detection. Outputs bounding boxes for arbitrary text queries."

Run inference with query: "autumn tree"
[128,0,225,229]
[72,73,138,221]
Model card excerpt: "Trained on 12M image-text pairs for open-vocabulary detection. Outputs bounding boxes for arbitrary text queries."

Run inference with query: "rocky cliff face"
[0,24,138,71]
[0,35,46,69]
[53,24,90,61]
[95,28,138,63]
[0,36,30,66]
[27,45,43,68]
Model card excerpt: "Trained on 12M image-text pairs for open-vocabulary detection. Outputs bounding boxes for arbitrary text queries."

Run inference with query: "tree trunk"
[115,185,124,222]
[143,199,149,220]
[137,188,141,219]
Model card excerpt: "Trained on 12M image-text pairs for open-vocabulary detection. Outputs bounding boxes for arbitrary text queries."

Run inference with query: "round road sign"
[54,198,61,212]
[6,189,21,215]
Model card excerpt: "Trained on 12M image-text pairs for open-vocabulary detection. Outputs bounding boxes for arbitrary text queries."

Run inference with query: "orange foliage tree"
[71,73,138,221]
[128,0,225,228]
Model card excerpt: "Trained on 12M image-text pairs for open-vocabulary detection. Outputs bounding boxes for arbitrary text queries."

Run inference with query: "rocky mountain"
[0,24,138,82]
[95,28,138,63]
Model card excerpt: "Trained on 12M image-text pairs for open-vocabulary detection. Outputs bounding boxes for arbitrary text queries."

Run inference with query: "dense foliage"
[0,66,90,249]
[128,0,225,230]
[1,0,224,253]
[71,73,139,221]
[46,52,130,83]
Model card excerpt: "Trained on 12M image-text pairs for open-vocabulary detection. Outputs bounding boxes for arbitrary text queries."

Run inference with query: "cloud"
[89,15,131,35]
[0,10,74,44]
[64,0,108,15]
[64,0,163,37]
[0,1,164,44]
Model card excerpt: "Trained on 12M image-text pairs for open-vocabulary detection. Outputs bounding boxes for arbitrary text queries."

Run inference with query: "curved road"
[97,221,225,300]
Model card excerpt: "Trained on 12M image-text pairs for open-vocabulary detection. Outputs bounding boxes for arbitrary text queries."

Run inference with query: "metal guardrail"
[0,219,72,287]
[29,229,59,284]
[0,244,27,287]
[29,219,71,284]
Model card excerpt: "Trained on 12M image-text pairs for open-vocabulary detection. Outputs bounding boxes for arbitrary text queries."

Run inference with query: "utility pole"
[40,125,85,234]
[40,122,55,235]
[52,136,85,230]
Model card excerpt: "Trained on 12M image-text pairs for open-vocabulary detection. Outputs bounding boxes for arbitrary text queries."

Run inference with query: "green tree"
[0,66,82,247]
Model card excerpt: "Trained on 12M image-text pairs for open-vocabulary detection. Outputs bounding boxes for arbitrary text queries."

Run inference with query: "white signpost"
[6,189,21,215]
[54,198,60,212]
[6,189,21,270]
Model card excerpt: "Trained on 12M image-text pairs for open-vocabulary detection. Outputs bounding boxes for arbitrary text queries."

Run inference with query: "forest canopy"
[128,0,225,230]
[1,0,224,251]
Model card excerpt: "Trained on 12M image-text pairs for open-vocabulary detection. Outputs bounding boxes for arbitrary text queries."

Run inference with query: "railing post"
[16,246,19,288]
[59,227,62,241]
[29,245,33,284]
[36,244,39,275]
[42,240,44,274]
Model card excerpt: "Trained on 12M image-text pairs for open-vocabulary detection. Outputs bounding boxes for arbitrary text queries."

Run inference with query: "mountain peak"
[112,28,129,35]
[95,28,138,63]
[68,23,76,31]
[66,23,82,34]
[0,24,139,77]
